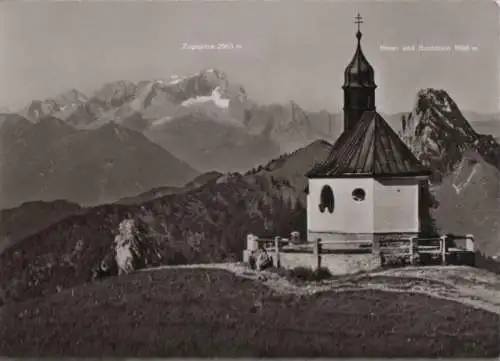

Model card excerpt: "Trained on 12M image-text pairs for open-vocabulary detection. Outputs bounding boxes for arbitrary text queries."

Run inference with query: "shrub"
[286,266,332,282]
[474,251,500,274]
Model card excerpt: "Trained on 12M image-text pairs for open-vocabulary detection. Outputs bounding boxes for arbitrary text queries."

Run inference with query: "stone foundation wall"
[262,250,381,275]
[320,253,382,274]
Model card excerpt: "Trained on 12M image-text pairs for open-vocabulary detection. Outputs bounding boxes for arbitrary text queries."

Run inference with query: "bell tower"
[342,13,377,132]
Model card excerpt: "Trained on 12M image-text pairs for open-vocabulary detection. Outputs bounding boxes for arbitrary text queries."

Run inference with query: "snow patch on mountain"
[452,159,480,194]
[151,116,173,127]
[169,78,183,85]
[181,87,230,109]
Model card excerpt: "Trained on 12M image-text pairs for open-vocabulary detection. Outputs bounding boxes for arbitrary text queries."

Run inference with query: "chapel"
[305,14,432,250]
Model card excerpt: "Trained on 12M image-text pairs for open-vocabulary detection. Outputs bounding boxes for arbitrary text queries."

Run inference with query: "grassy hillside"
[0,267,498,357]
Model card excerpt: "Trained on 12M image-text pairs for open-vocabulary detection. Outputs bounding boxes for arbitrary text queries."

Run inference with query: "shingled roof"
[306,111,431,178]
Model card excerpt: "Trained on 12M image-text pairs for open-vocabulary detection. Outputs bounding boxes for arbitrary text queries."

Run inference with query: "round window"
[352,188,366,201]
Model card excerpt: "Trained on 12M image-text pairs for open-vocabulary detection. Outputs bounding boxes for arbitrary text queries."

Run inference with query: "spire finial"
[354,12,363,40]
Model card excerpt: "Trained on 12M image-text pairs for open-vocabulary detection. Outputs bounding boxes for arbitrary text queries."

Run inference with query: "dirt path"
[143,263,500,315]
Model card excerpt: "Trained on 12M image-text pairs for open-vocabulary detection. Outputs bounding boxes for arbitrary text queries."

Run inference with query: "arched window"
[319,185,335,213]
[352,188,366,201]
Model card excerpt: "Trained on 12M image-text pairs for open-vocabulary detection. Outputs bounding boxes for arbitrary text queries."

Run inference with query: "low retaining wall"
[276,251,381,275]
[244,249,381,275]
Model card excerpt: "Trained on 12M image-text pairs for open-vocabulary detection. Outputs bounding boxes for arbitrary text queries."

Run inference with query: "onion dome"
[343,14,377,89]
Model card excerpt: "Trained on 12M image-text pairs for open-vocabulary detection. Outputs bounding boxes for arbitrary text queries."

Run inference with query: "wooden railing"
[379,235,475,265]
[246,234,476,266]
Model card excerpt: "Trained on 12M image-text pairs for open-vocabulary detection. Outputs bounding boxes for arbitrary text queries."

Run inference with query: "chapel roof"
[306,111,431,178]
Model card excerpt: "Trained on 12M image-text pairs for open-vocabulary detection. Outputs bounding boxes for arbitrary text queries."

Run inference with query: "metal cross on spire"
[354,12,363,33]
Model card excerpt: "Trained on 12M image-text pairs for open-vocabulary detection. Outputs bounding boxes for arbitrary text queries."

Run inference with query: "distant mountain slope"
[433,151,500,257]
[470,119,500,142]
[0,115,198,208]
[244,102,341,154]
[246,139,333,205]
[116,171,223,205]
[184,171,224,189]
[463,111,500,124]
[145,112,282,173]
[115,186,181,206]
[0,200,83,256]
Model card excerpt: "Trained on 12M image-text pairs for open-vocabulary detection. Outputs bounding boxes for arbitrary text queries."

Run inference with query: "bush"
[474,251,500,274]
[285,266,332,282]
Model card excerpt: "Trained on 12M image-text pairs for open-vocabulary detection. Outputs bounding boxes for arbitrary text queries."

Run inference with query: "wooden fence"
[246,234,476,266]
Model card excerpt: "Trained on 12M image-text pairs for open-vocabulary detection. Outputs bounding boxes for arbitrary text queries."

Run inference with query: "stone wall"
[320,253,382,274]
[264,250,381,275]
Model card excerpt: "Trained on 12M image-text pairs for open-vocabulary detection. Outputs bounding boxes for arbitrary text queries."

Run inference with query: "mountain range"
[15,69,340,173]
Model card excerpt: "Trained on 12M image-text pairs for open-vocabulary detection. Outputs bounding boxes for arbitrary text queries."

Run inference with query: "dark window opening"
[320,185,335,213]
[352,188,366,201]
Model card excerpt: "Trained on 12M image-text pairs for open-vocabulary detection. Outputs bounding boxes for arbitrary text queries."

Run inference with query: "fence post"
[314,238,322,270]
[465,234,475,252]
[274,236,281,268]
[247,234,258,251]
[440,235,447,265]
[409,237,415,265]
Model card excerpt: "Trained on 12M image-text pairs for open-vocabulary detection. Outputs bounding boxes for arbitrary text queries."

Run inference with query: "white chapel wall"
[373,178,419,233]
[307,177,374,237]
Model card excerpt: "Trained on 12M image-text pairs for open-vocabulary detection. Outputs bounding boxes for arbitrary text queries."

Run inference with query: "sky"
[0,0,498,114]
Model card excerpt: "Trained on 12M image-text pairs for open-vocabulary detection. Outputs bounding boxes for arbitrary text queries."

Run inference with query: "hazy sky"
[0,0,498,114]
